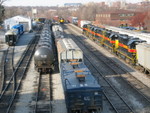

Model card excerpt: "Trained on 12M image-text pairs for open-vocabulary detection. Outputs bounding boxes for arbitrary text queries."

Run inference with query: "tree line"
[1,1,150,30]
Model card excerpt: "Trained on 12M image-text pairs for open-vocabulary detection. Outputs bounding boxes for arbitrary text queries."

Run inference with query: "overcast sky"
[4,0,142,6]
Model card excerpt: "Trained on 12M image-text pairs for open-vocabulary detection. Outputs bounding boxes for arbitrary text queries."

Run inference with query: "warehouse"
[4,15,32,31]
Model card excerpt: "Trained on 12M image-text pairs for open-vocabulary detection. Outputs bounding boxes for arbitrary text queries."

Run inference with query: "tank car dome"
[39,39,52,44]
[34,47,54,65]
[41,33,51,37]
[38,41,52,48]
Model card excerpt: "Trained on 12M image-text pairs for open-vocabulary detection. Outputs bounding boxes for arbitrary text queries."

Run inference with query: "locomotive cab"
[5,29,18,46]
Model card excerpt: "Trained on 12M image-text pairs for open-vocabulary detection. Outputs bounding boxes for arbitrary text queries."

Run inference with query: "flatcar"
[5,24,24,46]
[57,38,103,113]
[34,22,54,73]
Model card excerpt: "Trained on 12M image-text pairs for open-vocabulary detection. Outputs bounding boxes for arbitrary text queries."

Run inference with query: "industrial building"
[95,10,139,26]
[4,15,32,31]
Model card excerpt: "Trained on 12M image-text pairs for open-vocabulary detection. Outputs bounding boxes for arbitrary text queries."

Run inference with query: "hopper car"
[57,38,103,113]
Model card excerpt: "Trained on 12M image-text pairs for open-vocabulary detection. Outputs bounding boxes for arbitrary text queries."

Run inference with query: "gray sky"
[4,0,141,6]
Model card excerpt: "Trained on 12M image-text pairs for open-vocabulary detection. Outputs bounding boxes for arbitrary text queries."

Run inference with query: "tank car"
[34,45,54,73]
[34,23,54,73]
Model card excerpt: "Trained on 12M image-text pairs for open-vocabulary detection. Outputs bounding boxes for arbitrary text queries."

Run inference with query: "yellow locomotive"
[59,18,65,24]
[82,24,146,64]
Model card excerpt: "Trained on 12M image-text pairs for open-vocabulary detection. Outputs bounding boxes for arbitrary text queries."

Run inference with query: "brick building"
[95,10,139,26]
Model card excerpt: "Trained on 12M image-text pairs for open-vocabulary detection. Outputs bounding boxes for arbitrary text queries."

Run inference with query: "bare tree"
[76,2,108,21]
[0,0,8,23]
[0,0,8,5]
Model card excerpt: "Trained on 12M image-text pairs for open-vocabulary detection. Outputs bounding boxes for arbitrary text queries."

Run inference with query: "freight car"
[34,22,55,73]
[57,38,103,113]
[67,17,78,25]
[136,43,150,74]
[82,24,150,74]
[52,24,64,42]
[5,24,24,46]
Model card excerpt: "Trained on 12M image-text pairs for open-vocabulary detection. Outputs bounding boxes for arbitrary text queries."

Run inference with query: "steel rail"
[6,36,38,113]
[0,35,38,113]
[68,24,150,103]
[34,72,52,113]
[67,26,134,113]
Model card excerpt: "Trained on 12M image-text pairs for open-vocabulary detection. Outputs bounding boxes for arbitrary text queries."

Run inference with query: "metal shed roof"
[57,38,83,62]
[4,15,32,31]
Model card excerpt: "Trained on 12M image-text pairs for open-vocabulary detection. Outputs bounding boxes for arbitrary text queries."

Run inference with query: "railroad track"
[0,51,5,91]
[66,24,150,113]
[34,73,53,113]
[0,46,15,92]
[68,24,150,101]
[0,46,15,113]
[65,26,133,113]
[0,35,39,113]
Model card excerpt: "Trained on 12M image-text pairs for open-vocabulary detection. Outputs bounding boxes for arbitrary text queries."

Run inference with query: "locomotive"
[83,24,150,74]
[34,22,55,73]
[56,38,103,113]
[59,18,65,24]
[5,24,24,46]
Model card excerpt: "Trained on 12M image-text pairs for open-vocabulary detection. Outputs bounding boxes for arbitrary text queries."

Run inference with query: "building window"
[128,13,134,16]
[119,14,126,17]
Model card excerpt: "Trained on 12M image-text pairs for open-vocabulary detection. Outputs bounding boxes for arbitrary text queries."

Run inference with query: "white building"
[4,15,32,31]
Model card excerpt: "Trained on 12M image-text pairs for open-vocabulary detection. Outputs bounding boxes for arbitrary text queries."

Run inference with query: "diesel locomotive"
[5,24,24,46]
[83,24,150,74]
[59,18,65,24]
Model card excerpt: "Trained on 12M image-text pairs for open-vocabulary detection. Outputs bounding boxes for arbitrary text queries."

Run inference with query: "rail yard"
[0,21,150,113]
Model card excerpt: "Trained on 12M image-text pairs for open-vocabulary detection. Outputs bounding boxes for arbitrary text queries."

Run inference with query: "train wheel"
[38,69,42,73]
[48,69,52,74]
[144,69,149,74]
[125,58,130,64]
[139,67,145,73]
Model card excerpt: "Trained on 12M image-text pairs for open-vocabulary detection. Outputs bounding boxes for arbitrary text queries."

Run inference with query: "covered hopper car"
[57,38,103,113]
